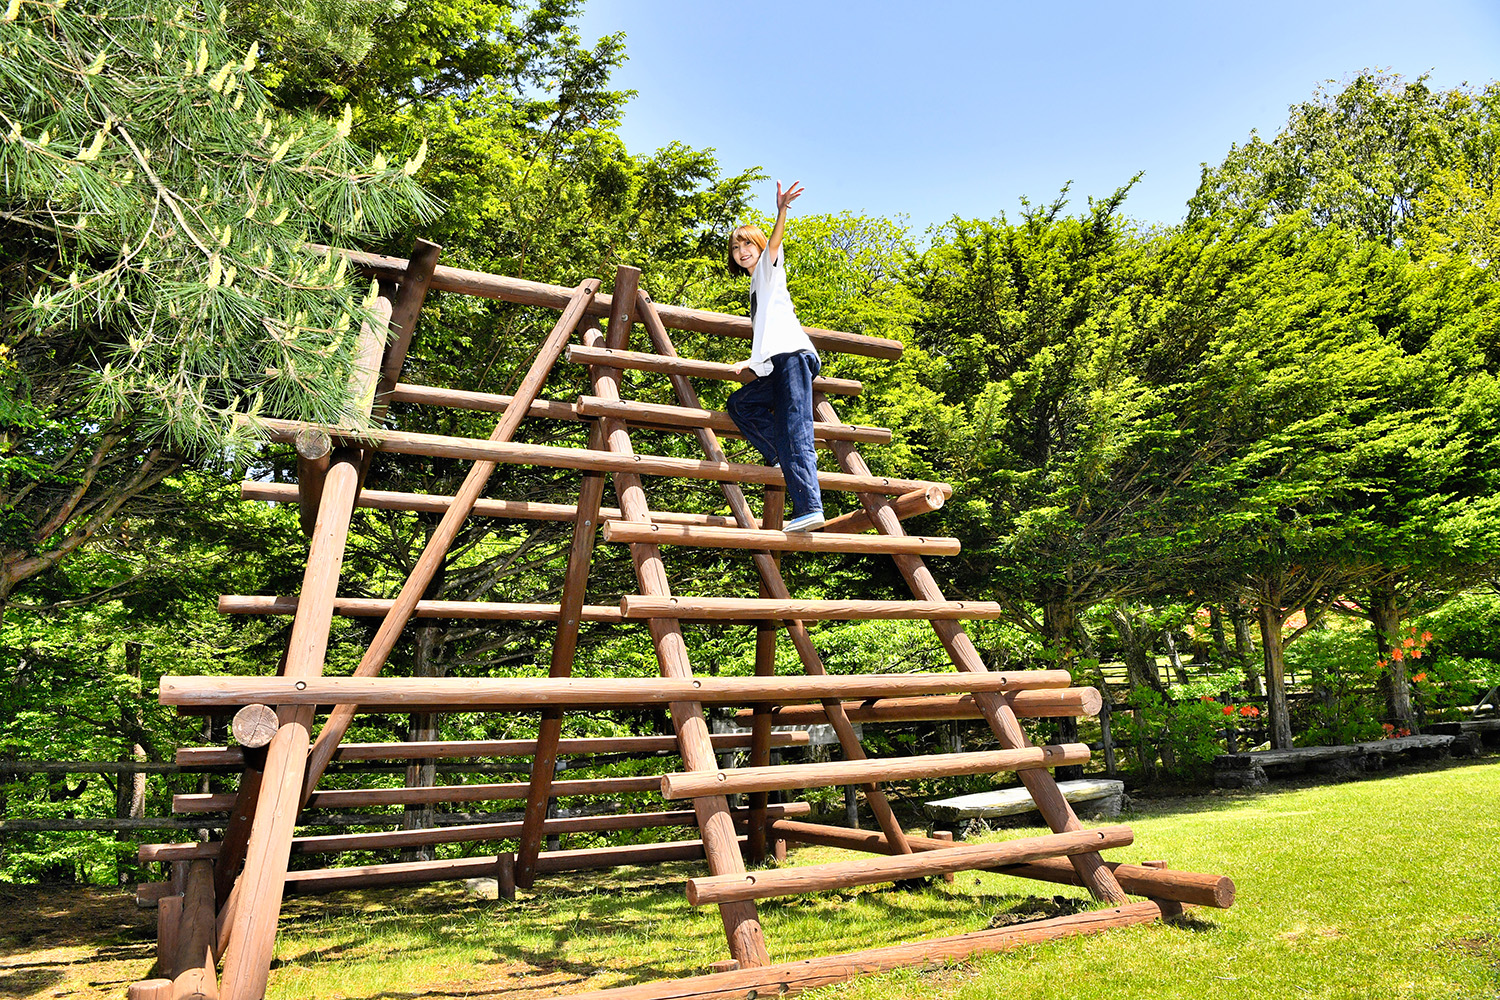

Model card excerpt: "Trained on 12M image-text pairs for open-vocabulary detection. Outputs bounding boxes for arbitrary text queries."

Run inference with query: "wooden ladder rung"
[576,395,892,444]
[620,595,1006,620]
[731,688,1104,725]
[566,344,864,395]
[218,594,626,621]
[175,730,811,768]
[172,774,663,814]
[250,416,945,497]
[601,520,959,555]
[685,826,1134,905]
[660,744,1090,799]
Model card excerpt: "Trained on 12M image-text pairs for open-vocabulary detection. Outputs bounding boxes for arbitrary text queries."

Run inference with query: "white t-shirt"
[746,245,817,377]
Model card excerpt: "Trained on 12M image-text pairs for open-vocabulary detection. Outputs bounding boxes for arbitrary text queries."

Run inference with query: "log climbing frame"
[130,242,1234,1000]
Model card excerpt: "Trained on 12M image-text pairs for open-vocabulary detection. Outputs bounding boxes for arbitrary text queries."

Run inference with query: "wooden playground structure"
[129,242,1235,1000]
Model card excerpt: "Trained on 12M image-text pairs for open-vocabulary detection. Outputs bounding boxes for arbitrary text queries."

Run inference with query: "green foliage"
[1282,625,1386,744]
[1114,686,1230,781]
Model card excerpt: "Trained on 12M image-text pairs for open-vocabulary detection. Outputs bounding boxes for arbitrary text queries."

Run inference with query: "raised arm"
[765,180,804,263]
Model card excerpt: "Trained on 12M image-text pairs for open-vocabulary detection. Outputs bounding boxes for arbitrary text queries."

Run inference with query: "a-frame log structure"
[129,244,1234,1000]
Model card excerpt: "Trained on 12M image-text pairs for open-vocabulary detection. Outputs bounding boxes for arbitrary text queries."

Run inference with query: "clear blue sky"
[574,0,1500,234]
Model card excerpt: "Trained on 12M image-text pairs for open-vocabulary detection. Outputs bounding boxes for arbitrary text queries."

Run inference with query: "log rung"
[660,744,1090,799]
[566,345,864,395]
[601,520,960,556]
[575,395,892,444]
[176,731,810,768]
[158,670,1075,711]
[219,594,625,621]
[732,689,1104,725]
[251,416,944,497]
[173,773,664,814]
[140,802,813,861]
[685,825,1135,905]
[620,595,1006,621]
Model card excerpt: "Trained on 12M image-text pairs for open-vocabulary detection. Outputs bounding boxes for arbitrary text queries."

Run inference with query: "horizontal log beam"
[818,486,945,534]
[176,732,809,768]
[174,774,664,813]
[768,820,1235,908]
[139,802,812,862]
[219,594,625,622]
[159,671,1074,711]
[500,901,1168,1000]
[733,689,1103,725]
[386,382,581,421]
[601,521,960,556]
[568,345,865,395]
[322,245,903,361]
[280,838,738,894]
[575,395,891,445]
[686,825,1134,905]
[250,416,941,496]
[661,744,1090,799]
[620,596,1005,621]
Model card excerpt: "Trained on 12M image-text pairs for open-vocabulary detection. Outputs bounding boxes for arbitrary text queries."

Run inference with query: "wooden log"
[747,486,783,864]
[176,731,808,768]
[601,521,960,556]
[170,860,219,999]
[516,422,608,888]
[251,416,943,498]
[386,382,582,422]
[931,829,955,882]
[156,894,182,971]
[239,481,753,530]
[542,901,1167,1000]
[566,344,864,395]
[575,395,892,444]
[733,689,1103,725]
[279,838,742,894]
[632,294,915,861]
[588,285,769,969]
[661,744,1090,799]
[814,394,1129,906]
[819,486,945,534]
[142,803,813,862]
[318,244,904,361]
[129,981,175,1000]
[175,774,664,813]
[218,594,625,622]
[621,596,1005,621]
[372,239,442,415]
[687,826,1134,905]
[767,820,1235,908]
[495,852,516,901]
[300,279,603,802]
[293,427,332,537]
[159,671,1075,710]
[230,705,278,749]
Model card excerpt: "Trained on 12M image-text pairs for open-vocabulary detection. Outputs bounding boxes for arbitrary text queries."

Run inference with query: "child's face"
[731,232,762,273]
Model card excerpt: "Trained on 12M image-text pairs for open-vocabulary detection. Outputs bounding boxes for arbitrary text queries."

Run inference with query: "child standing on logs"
[725,180,824,532]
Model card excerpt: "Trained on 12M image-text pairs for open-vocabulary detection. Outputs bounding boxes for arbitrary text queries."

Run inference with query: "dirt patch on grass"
[0,882,157,999]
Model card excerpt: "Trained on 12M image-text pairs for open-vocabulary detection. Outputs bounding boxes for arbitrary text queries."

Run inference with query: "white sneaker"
[784,511,825,532]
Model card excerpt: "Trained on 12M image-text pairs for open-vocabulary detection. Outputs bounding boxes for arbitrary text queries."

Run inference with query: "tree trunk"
[1108,606,1164,695]
[401,623,443,858]
[1228,603,1259,694]
[1256,603,1294,749]
[1209,607,1232,666]
[1369,581,1414,729]
[1163,631,1188,685]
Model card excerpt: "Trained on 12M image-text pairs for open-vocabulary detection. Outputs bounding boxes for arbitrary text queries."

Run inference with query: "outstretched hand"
[776,180,804,214]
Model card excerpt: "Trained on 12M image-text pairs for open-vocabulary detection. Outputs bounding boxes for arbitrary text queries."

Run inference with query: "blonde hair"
[727,224,768,277]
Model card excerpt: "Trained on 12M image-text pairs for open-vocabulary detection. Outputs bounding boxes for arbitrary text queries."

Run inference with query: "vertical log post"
[811,393,1128,906]
[171,859,220,999]
[635,292,911,857]
[746,486,784,863]
[515,422,608,888]
[584,272,770,969]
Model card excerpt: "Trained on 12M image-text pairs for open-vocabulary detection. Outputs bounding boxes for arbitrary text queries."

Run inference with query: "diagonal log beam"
[300,278,601,800]
[633,290,913,857]
[811,392,1129,905]
[585,271,770,968]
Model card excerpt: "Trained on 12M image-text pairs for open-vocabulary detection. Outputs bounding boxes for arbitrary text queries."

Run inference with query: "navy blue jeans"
[726,350,824,519]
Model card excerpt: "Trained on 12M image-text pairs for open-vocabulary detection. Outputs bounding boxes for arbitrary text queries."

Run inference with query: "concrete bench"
[1214,734,1456,788]
[924,778,1125,832]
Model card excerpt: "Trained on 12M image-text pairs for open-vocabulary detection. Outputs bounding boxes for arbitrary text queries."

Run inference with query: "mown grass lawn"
[5,759,1497,1000]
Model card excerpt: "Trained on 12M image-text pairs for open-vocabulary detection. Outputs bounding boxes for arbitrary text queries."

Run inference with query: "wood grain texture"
[601,520,959,556]
[621,596,1005,621]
